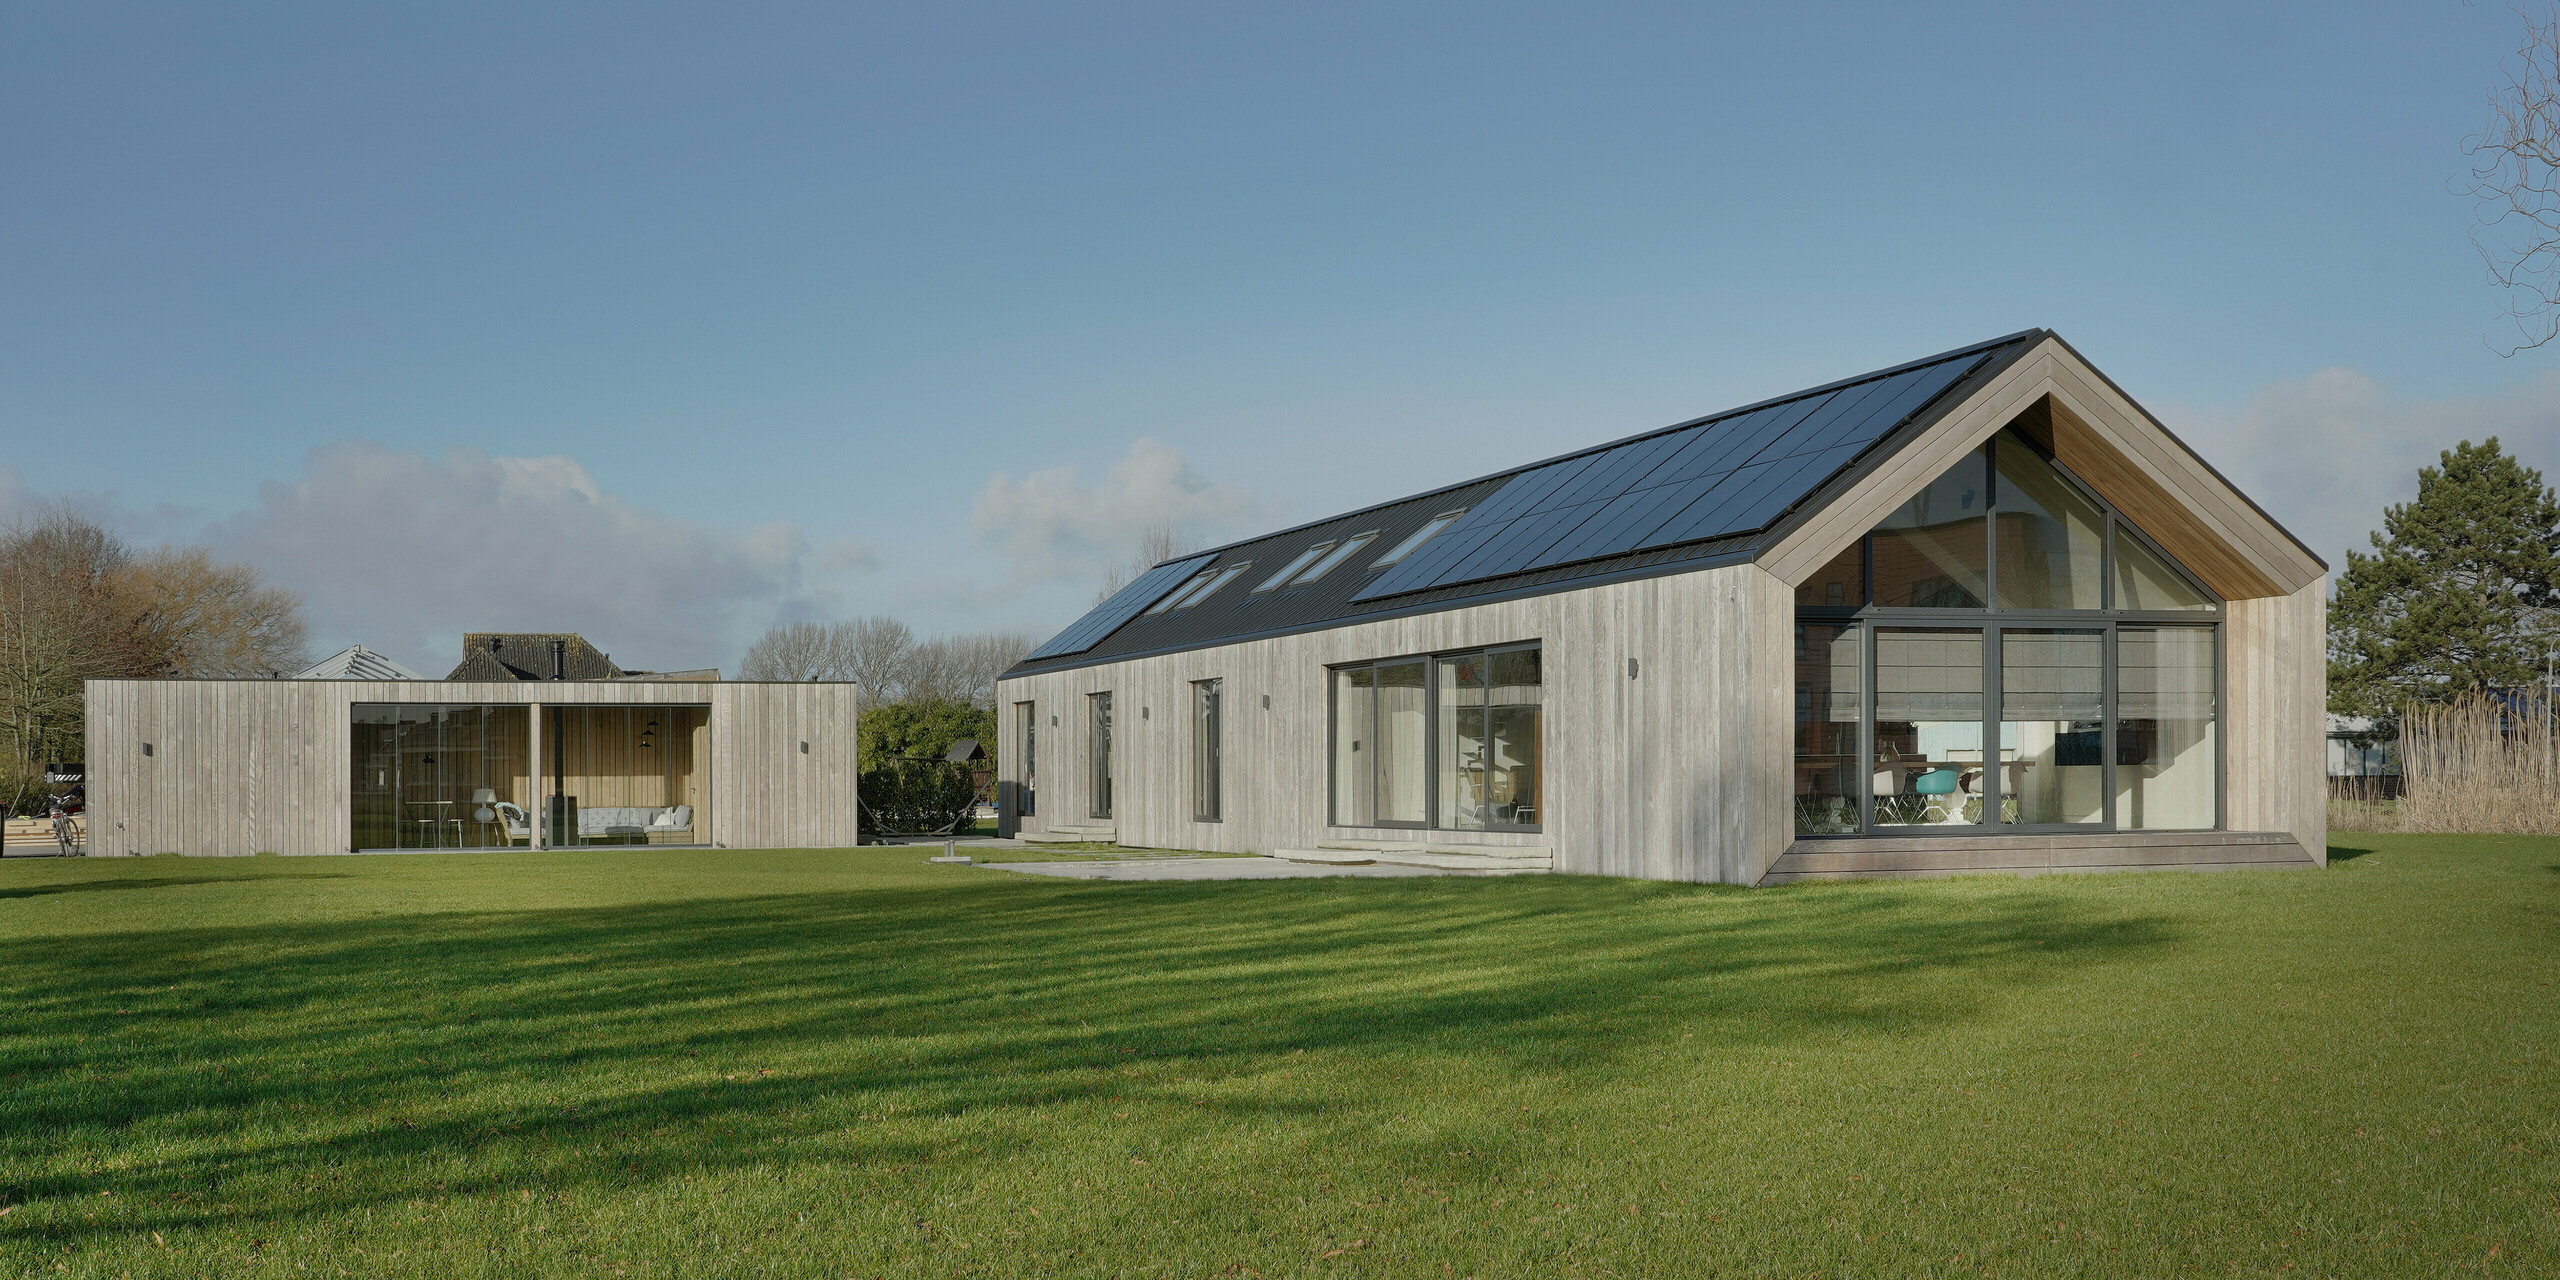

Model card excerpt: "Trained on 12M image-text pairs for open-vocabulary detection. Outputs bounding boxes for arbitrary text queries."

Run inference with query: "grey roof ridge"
[1163,327,2052,569]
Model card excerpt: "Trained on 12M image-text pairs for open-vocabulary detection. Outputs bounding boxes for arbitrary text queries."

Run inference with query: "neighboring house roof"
[294,645,423,681]
[1006,329,2326,678]
[447,633,633,681]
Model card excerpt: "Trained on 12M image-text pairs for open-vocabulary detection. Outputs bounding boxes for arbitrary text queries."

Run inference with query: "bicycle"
[46,787,85,856]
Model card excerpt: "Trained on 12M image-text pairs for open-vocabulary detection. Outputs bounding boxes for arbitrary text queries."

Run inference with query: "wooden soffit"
[1760,336,2324,601]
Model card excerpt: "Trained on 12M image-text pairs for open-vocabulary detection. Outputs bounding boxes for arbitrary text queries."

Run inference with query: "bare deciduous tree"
[735,617,1031,710]
[119,547,309,677]
[1093,519,1201,605]
[840,616,917,701]
[0,506,309,812]
[736,620,839,682]
[2468,4,2560,351]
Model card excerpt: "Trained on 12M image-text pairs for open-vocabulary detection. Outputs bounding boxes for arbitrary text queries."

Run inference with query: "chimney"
[551,639,567,680]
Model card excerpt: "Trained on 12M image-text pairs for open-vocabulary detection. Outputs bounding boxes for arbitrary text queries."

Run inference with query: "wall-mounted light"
[1628,657,1641,680]
[1261,694,1270,710]
[141,742,153,757]
[799,740,810,754]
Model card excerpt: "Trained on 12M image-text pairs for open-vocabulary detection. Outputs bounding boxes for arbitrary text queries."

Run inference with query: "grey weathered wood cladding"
[83,679,860,856]
[1000,336,2330,885]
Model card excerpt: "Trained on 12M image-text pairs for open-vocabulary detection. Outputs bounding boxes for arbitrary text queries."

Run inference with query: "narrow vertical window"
[1330,666,1376,825]
[1192,679,1222,821]
[1999,629,2104,824]
[1375,659,1428,824]
[1088,692,1114,820]
[1014,700,1037,817]
[1794,624,1862,834]
[2117,627,2216,828]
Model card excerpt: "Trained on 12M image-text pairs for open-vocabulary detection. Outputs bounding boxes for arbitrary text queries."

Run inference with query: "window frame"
[1792,427,2226,839]
[1371,509,1469,568]
[1192,678,1222,822]
[1291,532,1380,586]
[1326,640,1543,835]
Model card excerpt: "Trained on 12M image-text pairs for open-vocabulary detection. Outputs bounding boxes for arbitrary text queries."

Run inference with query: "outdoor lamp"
[472,787,496,823]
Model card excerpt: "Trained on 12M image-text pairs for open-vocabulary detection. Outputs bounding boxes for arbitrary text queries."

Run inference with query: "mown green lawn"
[0,835,2551,1277]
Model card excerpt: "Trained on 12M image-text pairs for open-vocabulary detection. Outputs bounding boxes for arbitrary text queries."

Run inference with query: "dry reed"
[2387,695,2560,834]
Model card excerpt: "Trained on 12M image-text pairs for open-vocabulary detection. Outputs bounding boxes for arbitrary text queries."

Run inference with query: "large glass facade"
[1331,645,1538,831]
[541,705,711,846]
[1791,422,2223,837]
[351,704,532,849]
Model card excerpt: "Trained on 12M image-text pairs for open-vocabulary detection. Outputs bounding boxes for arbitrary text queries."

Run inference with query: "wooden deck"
[1758,830,2315,884]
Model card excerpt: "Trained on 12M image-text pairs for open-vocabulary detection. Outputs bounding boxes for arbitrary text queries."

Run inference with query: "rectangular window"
[1193,679,1222,821]
[1015,700,1037,817]
[541,706,712,847]
[1089,692,1114,820]
[1372,509,1467,567]
[1794,623,1862,834]
[1146,571,1215,614]
[1376,659,1428,824]
[2117,627,2217,828]
[1999,629,2105,825]
[1872,628,1985,827]
[1330,645,1537,831]
[350,704,533,850]
[1330,666,1376,826]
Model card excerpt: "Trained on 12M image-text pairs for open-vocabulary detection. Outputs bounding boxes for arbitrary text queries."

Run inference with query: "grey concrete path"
[978,856,1463,881]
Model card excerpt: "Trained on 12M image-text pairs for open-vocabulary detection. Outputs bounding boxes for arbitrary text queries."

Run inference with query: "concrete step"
[1019,827,1117,845]
[1274,846,1553,872]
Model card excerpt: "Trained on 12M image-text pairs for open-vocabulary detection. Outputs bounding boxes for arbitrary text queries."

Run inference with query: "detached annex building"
[84,633,858,856]
[995,331,2327,884]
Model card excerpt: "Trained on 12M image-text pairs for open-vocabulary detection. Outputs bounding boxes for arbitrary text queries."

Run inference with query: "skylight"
[1371,509,1467,567]
[1291,531,1379,586]
[1171,562,1251,609]
[1145,571,1217,615]
[1253,543,1334,593]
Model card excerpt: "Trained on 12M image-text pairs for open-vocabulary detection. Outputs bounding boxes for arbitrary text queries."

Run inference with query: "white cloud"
[202,442,878,675]
[970,437,1261,578]
[2163,368,2560,572]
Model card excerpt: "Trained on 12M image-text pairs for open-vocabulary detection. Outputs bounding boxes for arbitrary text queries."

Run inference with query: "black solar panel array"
[1352,349,1990,602]
[1022,552,1220,661]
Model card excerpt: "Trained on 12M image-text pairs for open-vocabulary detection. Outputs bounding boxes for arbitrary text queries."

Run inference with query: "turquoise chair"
[1913,768,1961,823]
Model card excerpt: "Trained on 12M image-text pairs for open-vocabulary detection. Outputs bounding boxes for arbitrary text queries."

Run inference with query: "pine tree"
[2329,438,2560,718]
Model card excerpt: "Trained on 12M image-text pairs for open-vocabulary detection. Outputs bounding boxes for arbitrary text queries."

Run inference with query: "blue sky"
[5,2,2554,672]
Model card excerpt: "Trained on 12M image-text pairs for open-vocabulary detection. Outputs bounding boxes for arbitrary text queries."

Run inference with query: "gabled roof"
[447,633,631,681]
[294,644,422,681]
[1006,329,2322,677]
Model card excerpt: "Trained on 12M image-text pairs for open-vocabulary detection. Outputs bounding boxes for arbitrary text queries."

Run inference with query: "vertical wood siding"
[997,563,1793,884]
[82,681,856,855]
[2225,579,2328,862]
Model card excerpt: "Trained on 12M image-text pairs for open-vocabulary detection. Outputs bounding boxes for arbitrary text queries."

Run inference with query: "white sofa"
[578,805,693,839]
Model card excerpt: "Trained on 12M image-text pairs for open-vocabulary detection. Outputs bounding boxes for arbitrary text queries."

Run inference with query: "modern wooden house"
[994,331,2327,883]
[83,675,859,856]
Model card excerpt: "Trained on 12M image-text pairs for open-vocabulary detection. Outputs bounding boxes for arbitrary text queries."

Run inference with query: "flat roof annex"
[1005,330,2325,678]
